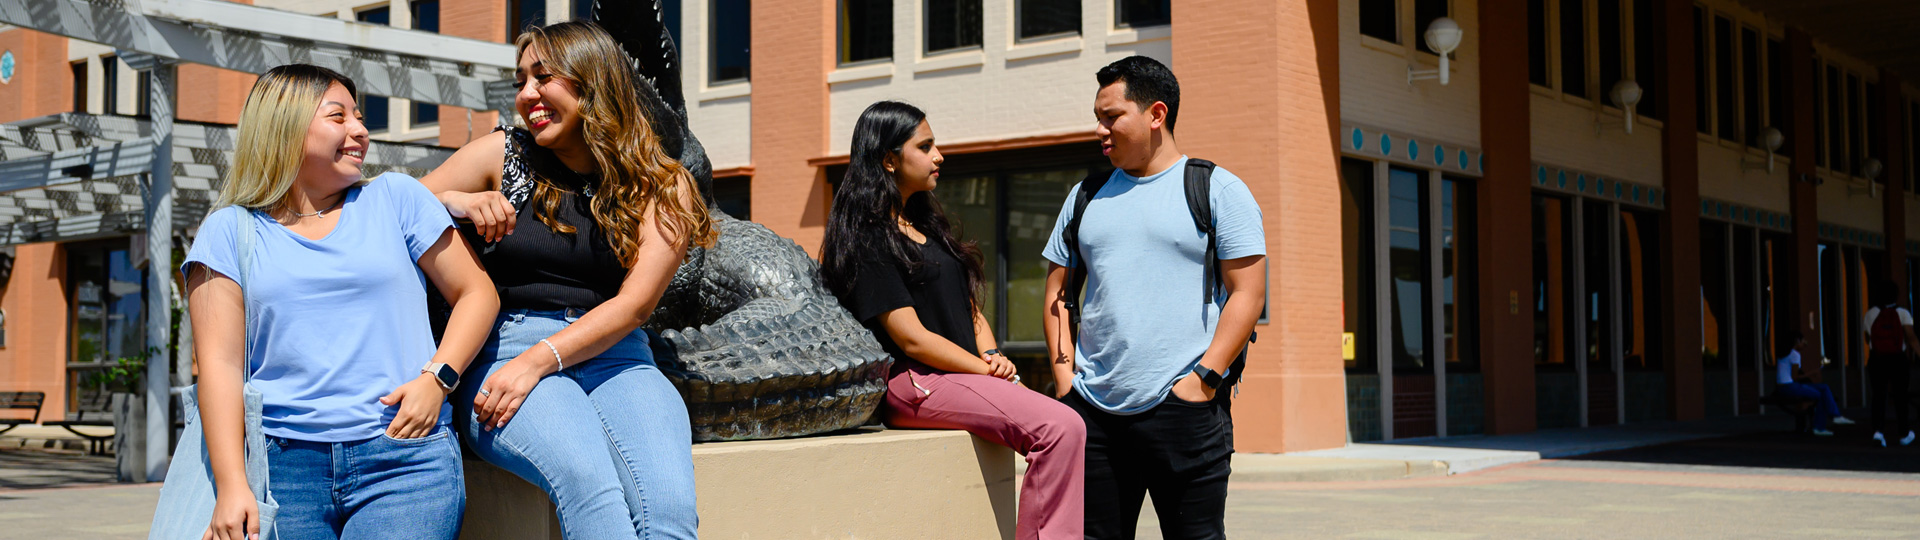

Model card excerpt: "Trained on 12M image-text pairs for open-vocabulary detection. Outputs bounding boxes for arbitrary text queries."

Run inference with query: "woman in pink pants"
[821,101,1087,540]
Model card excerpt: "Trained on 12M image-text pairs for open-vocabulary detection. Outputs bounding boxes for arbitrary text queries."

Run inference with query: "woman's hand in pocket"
[474,355,550,431]
[379,375,447,439]
[204,490,259,540]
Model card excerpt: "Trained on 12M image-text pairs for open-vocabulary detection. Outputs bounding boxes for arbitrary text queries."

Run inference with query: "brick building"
[1,0,1916,454]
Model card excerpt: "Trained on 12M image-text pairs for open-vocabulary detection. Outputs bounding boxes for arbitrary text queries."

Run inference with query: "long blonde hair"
[515,21,718,264]
[216,64,363,212]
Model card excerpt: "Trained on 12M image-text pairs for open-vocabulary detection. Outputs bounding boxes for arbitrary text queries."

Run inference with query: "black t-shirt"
[835,239,978,374]
[470,129,626,311]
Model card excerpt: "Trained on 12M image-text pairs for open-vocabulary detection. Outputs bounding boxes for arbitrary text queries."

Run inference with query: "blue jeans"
[1778,382,1844,429]
[454,309,699,540]
[266,426,465,540]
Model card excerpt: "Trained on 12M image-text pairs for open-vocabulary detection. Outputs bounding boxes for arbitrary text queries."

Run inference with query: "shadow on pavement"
[0,448,120,490]
[1559,421,1920,476]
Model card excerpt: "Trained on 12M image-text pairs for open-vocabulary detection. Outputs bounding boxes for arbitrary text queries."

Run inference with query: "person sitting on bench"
[1776,330,1853,436]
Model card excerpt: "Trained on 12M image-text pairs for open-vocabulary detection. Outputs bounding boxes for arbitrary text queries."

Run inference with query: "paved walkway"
[0,425,109,454]
[1278,412,1806,476]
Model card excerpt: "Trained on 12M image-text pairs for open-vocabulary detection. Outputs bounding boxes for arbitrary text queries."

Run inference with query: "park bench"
[42,391,114,454]
[1758,390,1815,433]
[0,391,45,436]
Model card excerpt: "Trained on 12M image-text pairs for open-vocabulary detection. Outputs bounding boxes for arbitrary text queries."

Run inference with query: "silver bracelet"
[539,338,563,371]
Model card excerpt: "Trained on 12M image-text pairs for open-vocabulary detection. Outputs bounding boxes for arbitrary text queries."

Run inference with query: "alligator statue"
[583,1,892,441]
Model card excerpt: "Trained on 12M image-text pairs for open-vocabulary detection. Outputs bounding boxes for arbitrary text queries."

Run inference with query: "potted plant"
[85,348,151,482]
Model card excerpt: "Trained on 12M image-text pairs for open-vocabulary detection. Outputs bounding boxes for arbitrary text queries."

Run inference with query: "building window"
[1558,0,1586,98]
[71,61,87,113]
[411,1,440,127]
[1597,0,1623,103]
[712,175,751,220]
[1692,6,1707,133]
[1813,58,1825,168]
[1115,0,1169,28]
[1740,27,1760,147]
[1528,0,1548,86]
[510,0,545,42]
[136,73,152,118]
[1768,38,1790,157]
[1711,15,1733,142]
[1909,100,1918,193]
[101,55,118,116]
[1414,0,1449,55]
[839,0,892,65]
[357,7,392,133]
[66,241,144,414]
[1631,0,1658,119]
[1361,0,1397,43]
[925,0,983,54]
[1847,73,1862,173]
[710,0,751,83]
[1866,82,1882,166]
[1017,0,1079,40]
[1826,65,1844,174]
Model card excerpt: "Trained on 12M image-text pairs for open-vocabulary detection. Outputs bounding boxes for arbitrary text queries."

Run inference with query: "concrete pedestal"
[460,428,1017,540]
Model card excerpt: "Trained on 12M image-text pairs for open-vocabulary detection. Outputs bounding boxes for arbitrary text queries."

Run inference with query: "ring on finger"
[479,388,492,397]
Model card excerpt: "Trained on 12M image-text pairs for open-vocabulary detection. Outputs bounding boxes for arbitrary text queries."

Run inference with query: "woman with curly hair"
[422,21,716,540]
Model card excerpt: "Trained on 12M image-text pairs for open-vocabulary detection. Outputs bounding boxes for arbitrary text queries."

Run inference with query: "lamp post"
[1742,127,1784,173]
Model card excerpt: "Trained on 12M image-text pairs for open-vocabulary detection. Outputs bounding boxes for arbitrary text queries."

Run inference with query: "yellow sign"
[1342,332,1356,360]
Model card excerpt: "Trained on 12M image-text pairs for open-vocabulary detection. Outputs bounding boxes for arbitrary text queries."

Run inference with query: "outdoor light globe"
[1863,158,1884,180]
[1609,80,1643,109]
[1424,18,1463,55]
[1760,127,1784,152]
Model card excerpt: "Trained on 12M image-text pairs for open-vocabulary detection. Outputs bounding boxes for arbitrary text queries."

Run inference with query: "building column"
[1171,0,1344,452]
[1659,0,1704,421]
[125,52,175,481]
[1786,29,1821,354]
[1476,0,1536,435]
[748,0,834,255]
[1879,70,1907,297]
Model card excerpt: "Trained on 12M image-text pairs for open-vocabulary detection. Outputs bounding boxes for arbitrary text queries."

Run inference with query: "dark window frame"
[1712,14,1735,142]
[1360,0,1399,44]
[709,0,752,84]
[1114,0,1170,29]
[1558,0,1587,99]
[1768,37,1790,157]
[101,55,118,116]
[71,61,87,113]
[1740,26,1761,148]
[838,0,893,65]
[1414,0,1450,56]
[357,7,393,133]
[1015,0,1081,41]
[924,0,984,55]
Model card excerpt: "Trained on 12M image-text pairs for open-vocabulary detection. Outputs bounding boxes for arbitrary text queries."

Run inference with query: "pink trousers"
[884,369,1087,540]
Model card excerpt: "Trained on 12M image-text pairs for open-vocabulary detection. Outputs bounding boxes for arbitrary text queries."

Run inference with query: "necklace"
[292,195,344,218]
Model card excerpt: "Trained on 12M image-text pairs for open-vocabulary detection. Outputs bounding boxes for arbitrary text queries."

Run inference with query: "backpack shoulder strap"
[1063,169,1114,345]
[1183,158,1219,304]
[232,205,256,382]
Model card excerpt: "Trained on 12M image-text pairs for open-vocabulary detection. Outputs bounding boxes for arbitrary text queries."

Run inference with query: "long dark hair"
[820,101,984,304]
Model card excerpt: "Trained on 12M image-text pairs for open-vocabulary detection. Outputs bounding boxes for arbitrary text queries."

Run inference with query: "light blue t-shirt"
[1042,157,1266,415]
[183,173,456,442]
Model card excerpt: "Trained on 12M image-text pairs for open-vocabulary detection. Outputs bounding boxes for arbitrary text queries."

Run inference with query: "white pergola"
[0,0,518,480]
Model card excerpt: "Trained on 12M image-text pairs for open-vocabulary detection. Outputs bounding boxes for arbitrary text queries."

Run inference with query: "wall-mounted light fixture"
[1407,18,1462,86]
[1849,158,1884,199]
[1594,80,1644,135]
[1741,127,1784,173]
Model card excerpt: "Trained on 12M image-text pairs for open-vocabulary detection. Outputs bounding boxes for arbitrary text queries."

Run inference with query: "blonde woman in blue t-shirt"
[182,64,498,540]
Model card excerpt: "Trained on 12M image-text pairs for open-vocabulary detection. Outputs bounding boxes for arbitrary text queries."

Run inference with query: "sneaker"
[1873,432,1888,446]
[1812,428,1834,436]
[1903,432,1917,446]
[1832,416,1856,425]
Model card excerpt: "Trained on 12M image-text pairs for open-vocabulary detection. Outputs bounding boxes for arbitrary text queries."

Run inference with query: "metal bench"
[42,391,114,454]
[1758,390,1816,433]
[0,391,45,436]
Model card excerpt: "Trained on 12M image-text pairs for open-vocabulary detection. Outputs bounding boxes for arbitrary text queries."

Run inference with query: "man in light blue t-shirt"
[1042,56,1266,540]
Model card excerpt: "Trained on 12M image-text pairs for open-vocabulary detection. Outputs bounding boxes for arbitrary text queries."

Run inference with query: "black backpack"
[1060,158,1256,390]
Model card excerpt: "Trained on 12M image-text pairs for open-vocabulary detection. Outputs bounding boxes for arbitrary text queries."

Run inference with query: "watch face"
[433,365,458,388]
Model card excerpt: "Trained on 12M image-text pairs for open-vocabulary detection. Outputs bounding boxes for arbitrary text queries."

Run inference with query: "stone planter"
[112,392,145,483]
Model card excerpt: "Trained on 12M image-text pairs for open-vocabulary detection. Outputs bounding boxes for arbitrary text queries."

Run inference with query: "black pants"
[1065,389,1233,540]
[1868,351,1913,437]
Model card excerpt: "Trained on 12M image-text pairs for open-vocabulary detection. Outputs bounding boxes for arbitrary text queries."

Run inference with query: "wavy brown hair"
[515,21,717,264]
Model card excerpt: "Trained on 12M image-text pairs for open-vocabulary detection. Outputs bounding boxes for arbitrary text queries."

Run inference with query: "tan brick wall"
[438,0,506,149]
[175,64,256,125]
[1175,0,1347,452]
[0,29,73,123]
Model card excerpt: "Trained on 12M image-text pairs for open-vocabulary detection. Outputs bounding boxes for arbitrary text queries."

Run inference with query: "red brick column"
[746,0,834,255]
[1172,0,1345,452]
[439,0,506,148]
[1879,70,1906,297]
[1476,0,1537,434]
[1659,0,1703,421]
[1786,29,1821,349]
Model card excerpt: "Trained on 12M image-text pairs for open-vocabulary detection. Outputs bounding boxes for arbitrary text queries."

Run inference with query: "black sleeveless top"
[470,128,626,311]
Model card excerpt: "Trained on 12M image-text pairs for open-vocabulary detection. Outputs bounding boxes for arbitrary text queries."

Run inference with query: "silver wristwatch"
[422,362,459,392]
